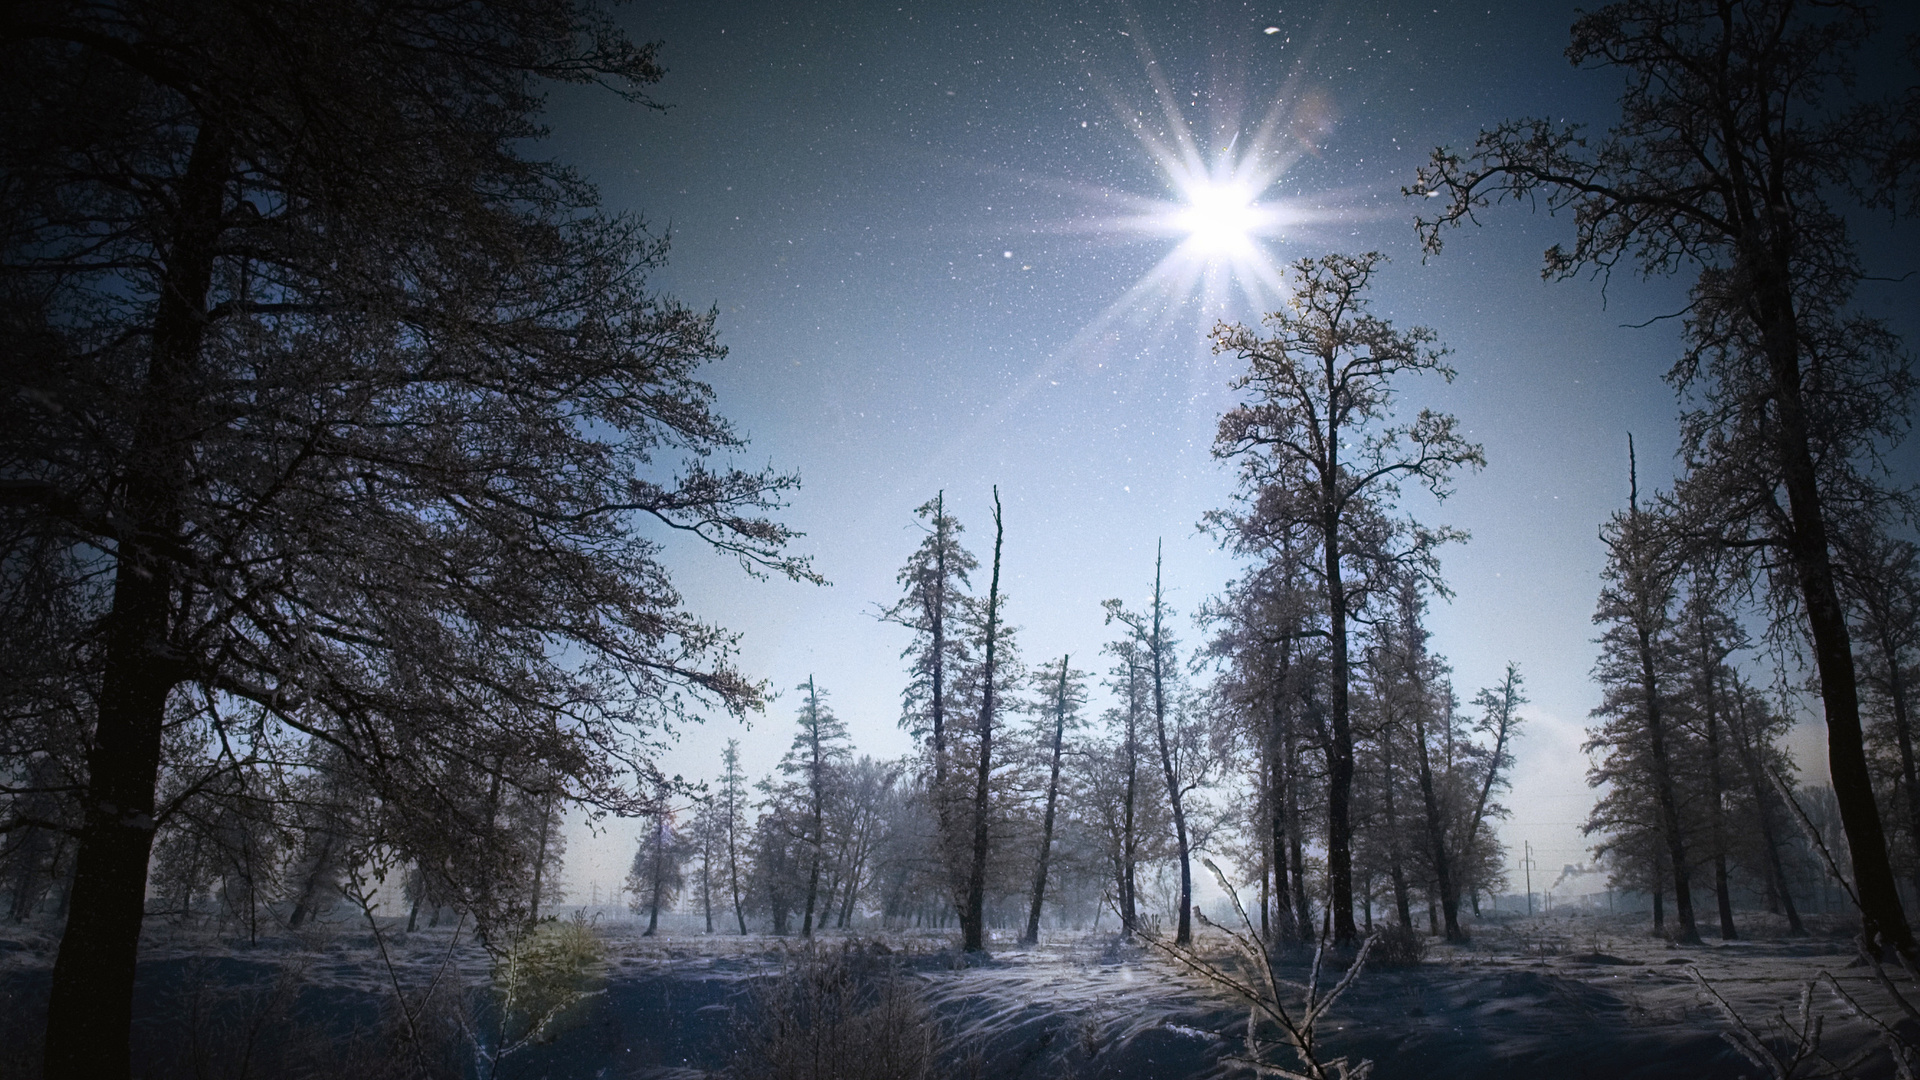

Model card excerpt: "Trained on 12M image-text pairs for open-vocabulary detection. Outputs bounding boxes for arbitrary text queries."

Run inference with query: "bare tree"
[1023,656,1087,944]
[1212,252,1483,945]
[1,1,818,1071]
[1413,0,1916,957]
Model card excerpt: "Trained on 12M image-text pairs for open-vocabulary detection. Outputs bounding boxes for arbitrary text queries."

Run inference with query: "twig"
[1139,858,1374,1080]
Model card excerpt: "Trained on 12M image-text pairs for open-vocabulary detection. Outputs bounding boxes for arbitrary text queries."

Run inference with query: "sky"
[544,0,1920,906]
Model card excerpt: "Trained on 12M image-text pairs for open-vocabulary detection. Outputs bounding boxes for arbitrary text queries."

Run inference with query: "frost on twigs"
[471,915,608,1074]
[1690,943,1920,1080]
[1141,858,1375,1080]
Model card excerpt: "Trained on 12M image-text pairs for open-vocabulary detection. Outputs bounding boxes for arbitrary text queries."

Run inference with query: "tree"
[1672,572,1745,940]
[1589,442,1702,944]
[1459,666,1524,922]
[880,493,978,820]
[1212,252,1484,945]
[1089,636,1155,936]
[960,488,1009,953]
[1199,508,1327,944]
[718,739,752,934]
[689,794,721,934]
[1844,534,1920,904]
[629,801,687,937]
[1413,0,1916,958]
[1107,545,1213,945]
[0,2,816,1072]
[823,756,899,929]
[780,678,851,938]
[1023,656,1088,944]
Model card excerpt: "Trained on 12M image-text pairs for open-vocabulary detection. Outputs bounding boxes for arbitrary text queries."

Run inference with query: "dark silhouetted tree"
[1,2,816,1071]
[1414,0,1916,958]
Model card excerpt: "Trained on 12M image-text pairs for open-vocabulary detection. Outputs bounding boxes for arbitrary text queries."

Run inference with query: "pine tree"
[718,740,752,934]
[779,678,852,938]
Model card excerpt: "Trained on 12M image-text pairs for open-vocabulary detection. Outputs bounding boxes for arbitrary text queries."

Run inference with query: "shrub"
[1369,924,1427,968]
[485,915,607,1058]
[733,941,943,1080]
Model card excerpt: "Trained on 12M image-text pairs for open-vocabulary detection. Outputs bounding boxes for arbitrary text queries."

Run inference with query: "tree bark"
[1757,276,1914,957]
[1024,657,1070,945]
[1147,548,1194,946]
[1323,506,1358,946]
[961,490,1003,953]
[44,120,229,1080]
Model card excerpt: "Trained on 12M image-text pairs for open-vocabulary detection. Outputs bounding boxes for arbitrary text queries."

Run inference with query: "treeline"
[629,254,1525,948]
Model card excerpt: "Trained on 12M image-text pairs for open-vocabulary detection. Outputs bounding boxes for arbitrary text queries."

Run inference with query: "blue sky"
[545,0,1920,903]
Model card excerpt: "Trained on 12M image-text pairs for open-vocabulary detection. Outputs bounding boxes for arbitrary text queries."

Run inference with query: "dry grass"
[730,939,946,1080]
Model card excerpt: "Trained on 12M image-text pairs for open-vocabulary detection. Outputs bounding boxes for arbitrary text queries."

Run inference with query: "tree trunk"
[43,120,230,1080]
[1324,512,1358,946]
[1700,683,1737,941]
[1408,663,1461,941]
[1758,282,1914,957]
[1267,641,1297,942]
[1120,667,1140,937]
[1640,636,1700,944]
[1731,695,1807,936]
[962,490,1003,953]
[1024,657,1070,945]
[1381,731,1413,930]
[1148,549,1193,945]
[1288,710,1312,939]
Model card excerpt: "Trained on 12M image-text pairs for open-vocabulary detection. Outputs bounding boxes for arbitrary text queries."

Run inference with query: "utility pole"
[1523,842,1534,917]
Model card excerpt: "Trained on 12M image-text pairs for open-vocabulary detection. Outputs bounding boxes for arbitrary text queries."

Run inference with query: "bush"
[1369,923,1427,968]
[734,941,943,1080]
[487,915,606,1054]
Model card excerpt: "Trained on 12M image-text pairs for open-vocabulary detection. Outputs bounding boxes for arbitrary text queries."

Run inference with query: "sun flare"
[1171,179,1264,255]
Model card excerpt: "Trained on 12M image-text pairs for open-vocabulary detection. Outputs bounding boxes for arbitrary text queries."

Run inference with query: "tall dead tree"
[960,489,1006,953]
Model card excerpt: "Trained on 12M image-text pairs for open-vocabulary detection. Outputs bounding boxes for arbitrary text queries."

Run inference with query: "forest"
[3,0,1920,1078]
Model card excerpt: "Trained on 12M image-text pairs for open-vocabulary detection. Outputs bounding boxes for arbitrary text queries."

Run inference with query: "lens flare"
[1172,179,1263,255]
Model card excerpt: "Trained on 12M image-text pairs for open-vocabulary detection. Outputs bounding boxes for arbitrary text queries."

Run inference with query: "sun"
[1172,179,1264,256]
[983,18,1355,381]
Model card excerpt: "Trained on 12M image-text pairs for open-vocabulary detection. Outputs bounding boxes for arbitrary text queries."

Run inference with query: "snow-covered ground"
[2,910,1914,1078]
